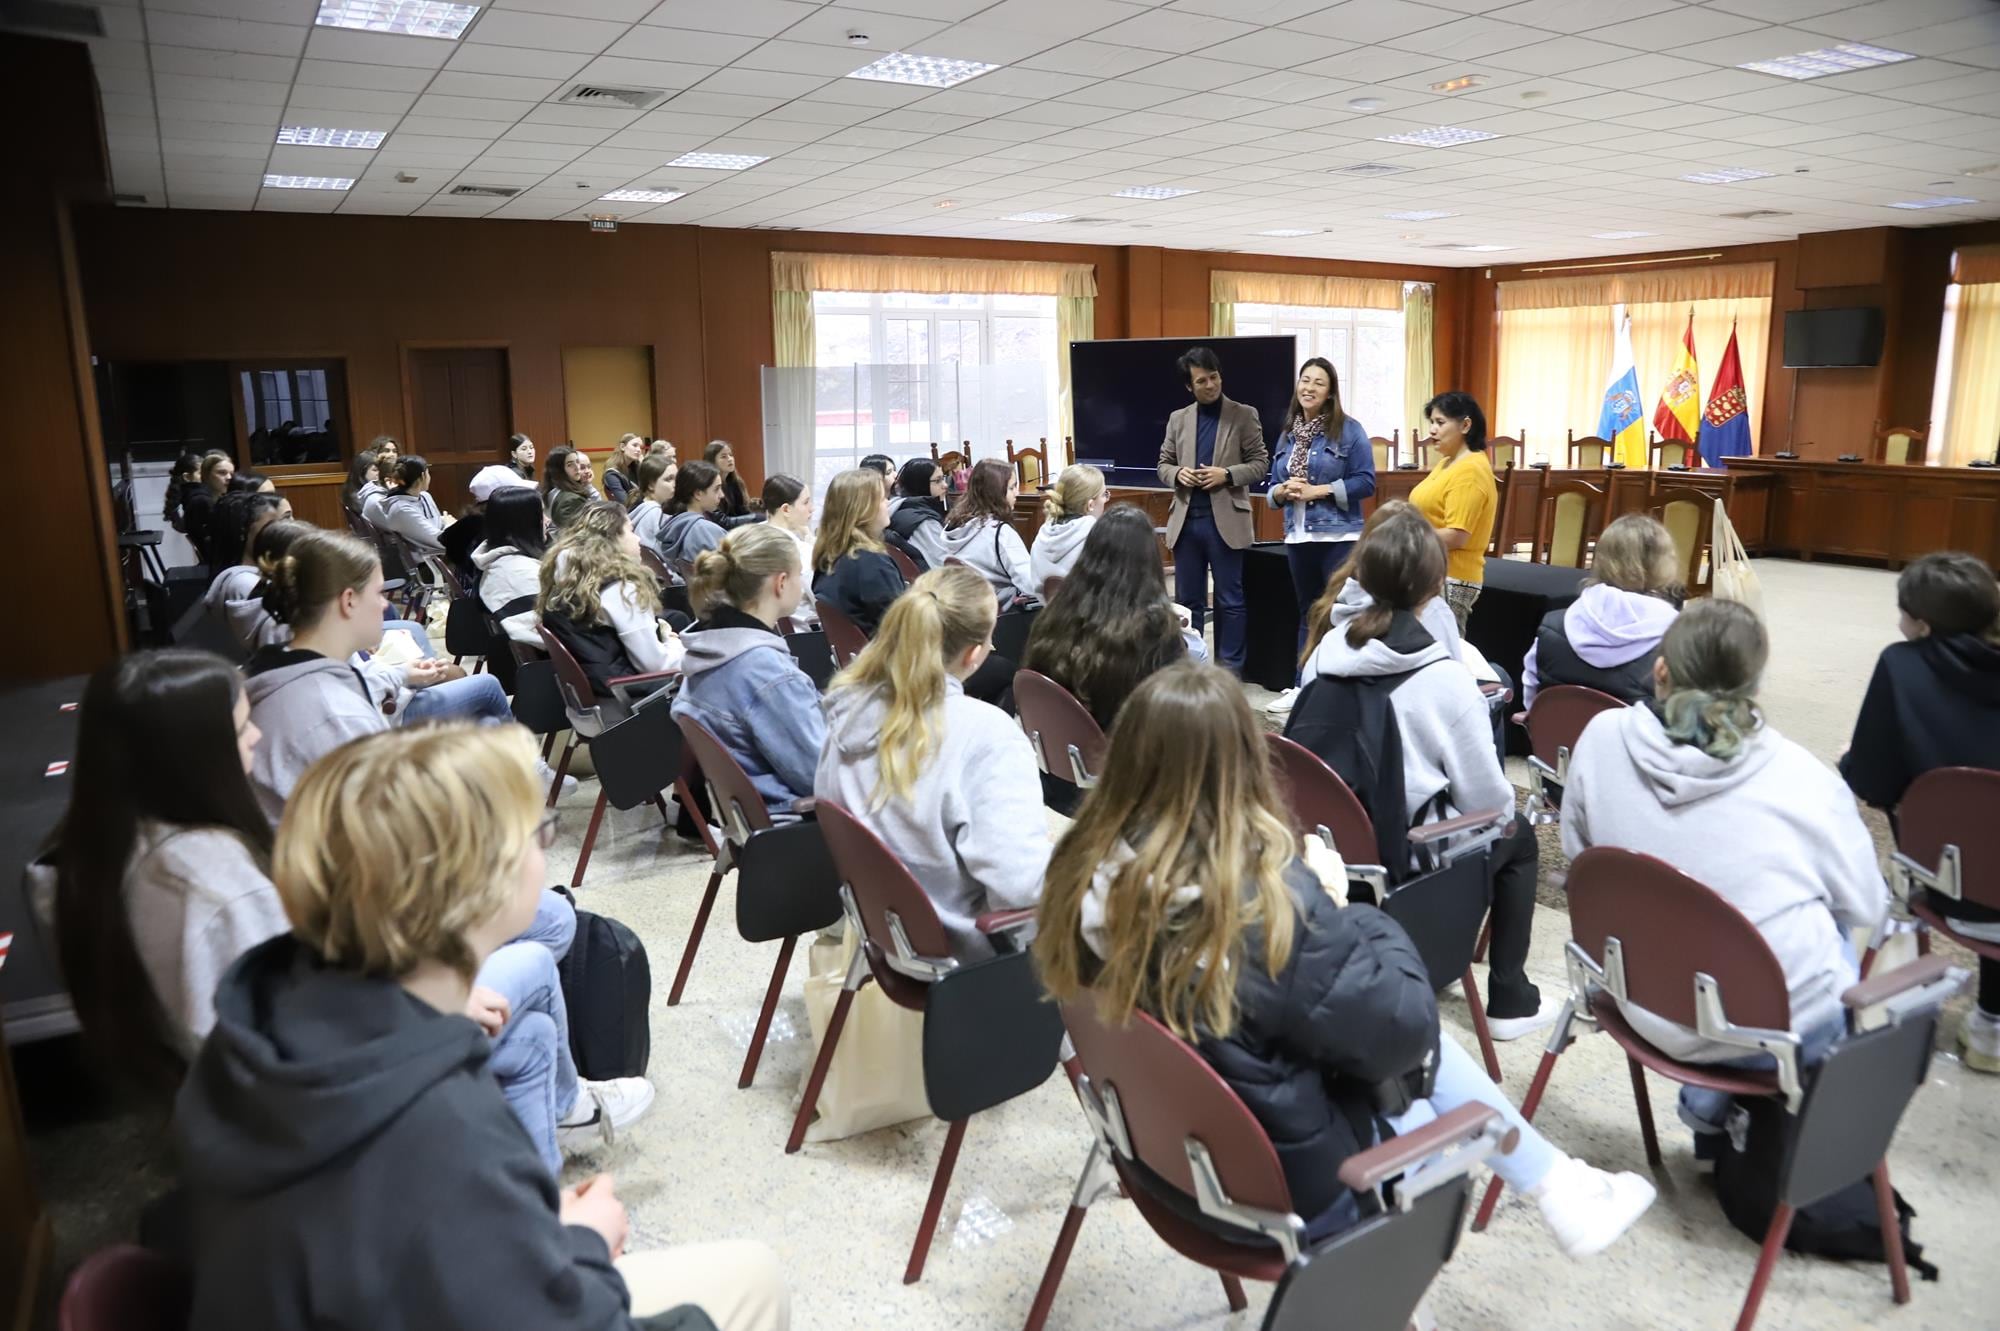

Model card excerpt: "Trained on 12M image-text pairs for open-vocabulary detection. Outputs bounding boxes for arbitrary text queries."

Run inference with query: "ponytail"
[688,523,799,619]
[1656,599,1767,761]
[260,527,378,629]
[1344,509,1445,649]
[1043,464,1104,523]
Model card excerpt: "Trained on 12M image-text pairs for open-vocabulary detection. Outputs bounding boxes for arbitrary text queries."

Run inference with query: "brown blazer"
[1156,395,1270,550]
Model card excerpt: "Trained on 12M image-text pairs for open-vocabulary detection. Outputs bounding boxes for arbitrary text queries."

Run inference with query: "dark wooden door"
[407,347,510,504]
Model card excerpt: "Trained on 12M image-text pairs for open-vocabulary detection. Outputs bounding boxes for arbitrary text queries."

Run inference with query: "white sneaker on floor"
[1961,1007,2000,1074]
[1530,1156,1657,1259]
[536,758,579,801]
[1486,993,1564,1042]
[557,1076,656,1154]
[1264,687,1300,715]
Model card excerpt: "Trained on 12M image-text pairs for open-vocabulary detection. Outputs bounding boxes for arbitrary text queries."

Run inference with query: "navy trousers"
[1173,508,1246,673]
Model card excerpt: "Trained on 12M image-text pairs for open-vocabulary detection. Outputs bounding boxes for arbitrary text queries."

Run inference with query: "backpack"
[1283,668,1425,898]
[1712,1095,1937,1280]
[553,888,652,1080]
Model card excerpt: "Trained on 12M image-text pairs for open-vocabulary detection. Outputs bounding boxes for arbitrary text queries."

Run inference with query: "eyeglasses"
[536,810,561,850]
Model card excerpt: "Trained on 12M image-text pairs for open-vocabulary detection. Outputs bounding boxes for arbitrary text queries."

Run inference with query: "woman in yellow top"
[1408,391,1498,632]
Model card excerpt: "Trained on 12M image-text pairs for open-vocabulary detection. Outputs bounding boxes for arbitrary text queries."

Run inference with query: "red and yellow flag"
[1653,309,1700,446]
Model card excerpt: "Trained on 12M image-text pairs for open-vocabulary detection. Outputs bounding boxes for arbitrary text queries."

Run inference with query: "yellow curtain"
[1952,245,2000,286]
[1497,262,1773,310]
[771,252,1096,298]
[1210,301,1234,336]
[768,289,816,480]
[1403,283,1434,442]
[1941,283,2000,468]
[1055,294,1093,456]
[1210,270,1401,310]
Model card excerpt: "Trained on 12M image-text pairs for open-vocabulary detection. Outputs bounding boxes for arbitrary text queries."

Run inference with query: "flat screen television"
[1783,307,1884,368]
[1069,335,1298,481]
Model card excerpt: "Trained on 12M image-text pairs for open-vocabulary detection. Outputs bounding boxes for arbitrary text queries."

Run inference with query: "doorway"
[406,346,511,500]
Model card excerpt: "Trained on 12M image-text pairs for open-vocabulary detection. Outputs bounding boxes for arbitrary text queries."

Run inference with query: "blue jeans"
[1284,539,1354,662]
[1679,1010,1846,1136]
[1173,509,1246,673]
[402,672,513,726]
[478,889,580,1176]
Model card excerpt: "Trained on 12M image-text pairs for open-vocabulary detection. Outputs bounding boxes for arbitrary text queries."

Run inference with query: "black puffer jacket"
[1197,865,1438,1229]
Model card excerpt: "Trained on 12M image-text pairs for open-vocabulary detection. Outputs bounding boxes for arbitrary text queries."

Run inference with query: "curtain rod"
[1518,252,1726,275]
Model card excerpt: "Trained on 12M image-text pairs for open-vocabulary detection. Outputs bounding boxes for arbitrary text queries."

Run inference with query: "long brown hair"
[1658,598,1766,761]
[1300,500,1422,662]
[1285,355,1347,439]
[541,499,661,621]
[1034,662,1298,1040]
[1339,509,1446,650]
[945,458,1014,531]
[812,468,886,576]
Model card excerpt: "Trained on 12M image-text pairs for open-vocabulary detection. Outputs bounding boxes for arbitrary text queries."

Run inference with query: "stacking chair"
[1532,480,1606,568]
[814,598,870,668]
[1520,685,1626,824]
[1022,995,1515,1331]
[1014,670,1106,789]
[638,544,677,588]
[59,1245,190,1331]
[1871,766,2000,976]
[670,716,843,1088]
[1567,432,1612,469]
[787,799,1066,1285]
[1647,485,1714,595]
[885,544,922,584]
[1468,847,1963,1331]
[1040,575,1064,602]
[443,593,494,671]
[1264,734,1505,1082]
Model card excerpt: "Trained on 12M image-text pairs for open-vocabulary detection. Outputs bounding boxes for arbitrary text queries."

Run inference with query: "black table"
[1,677,87,1044]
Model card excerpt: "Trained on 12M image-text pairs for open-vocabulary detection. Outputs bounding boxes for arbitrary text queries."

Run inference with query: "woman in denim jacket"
[1268,357,1377,657]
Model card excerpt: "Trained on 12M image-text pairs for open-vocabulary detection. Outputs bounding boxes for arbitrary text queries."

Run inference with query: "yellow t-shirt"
[1409,449,1496,585]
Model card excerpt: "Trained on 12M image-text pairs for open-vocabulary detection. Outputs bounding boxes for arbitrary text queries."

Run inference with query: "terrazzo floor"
[22,557,2000,1330]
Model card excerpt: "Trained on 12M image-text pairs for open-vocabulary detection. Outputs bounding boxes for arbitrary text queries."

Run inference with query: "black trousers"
[1484,818,1543,1018]
[1929,888,2000,1012]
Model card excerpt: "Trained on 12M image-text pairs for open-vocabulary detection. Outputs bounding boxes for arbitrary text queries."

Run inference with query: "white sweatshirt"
[938,516,1037,603]
[1561,703,1886,1057]
[1029,514,1096,592]
[125,822,289,1046]
[471,542,542,647]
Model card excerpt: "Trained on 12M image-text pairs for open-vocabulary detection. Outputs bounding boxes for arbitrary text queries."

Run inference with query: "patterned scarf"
[1288,414,1326,481]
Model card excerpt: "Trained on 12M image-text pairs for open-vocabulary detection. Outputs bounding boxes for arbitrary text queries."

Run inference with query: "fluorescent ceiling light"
[1375,126,1500,148]
[1386,209,1455,221]
[1114,185,1198,200]
[315,1,479,41]
[1887,196,1977,210]
[1739,43,1913,81]
[1429,75,1482,93]
[1003,211,1072,222]
[1680,167,1775,184]
[277,125,385,149]
[599,188,684,203]
[262,175,353,190]
[1443,243,1514,252]
[1591,230,1656,239]
[846,51,998,89]
[1257,228,1322,237]
[667,151,768,170]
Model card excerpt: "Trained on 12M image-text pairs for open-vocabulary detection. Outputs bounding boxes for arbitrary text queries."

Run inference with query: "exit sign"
[589,216,618,233]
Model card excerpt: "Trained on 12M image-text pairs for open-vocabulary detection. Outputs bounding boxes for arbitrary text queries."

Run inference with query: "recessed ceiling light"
[1257,228,1322,237]
[668,151,767,170]
[314,1,478,41]
[277,125,385,149]
[1387,209,1455,221]
[934,199,957,208]
[1429,75,1482,93]
[1887,196,1977,210]
[1440,243,1514,252]
[1592,230,1656,239]
[1003,211,1072,222]
[1114,185,1198,200]
[1680,167,1776,184]
[1348,96,1385,112]
[598,188,684,203]
[1376,126,1501,148]
[846,51,998,89]
[263,175,353,190]
[1739,43,1913,81]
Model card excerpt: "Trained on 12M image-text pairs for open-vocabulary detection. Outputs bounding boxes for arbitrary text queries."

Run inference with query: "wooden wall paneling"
[1125,246,1163,339]
[1795,227,1891,289]
[561,345,655,464]
[270,472,347,530]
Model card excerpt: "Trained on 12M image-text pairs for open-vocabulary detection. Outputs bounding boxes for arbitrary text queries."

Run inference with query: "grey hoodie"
[1561,702,1885,1059]
[886,497,948,571]
[242,649,389,822]
[658,510,722,569]
[814,677,1048,959]
[203,565,288,653]
[938,517,1037,603]
[376,491,445,554]
[1521,583,1678,708]
[1029,514,1095,593]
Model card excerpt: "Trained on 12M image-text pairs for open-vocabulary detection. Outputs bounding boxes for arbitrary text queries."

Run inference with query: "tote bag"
[1711,499,1765,619]
[799,924,930,1143]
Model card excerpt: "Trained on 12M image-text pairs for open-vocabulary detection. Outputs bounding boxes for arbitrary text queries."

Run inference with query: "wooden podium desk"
[1723,457,2000,567]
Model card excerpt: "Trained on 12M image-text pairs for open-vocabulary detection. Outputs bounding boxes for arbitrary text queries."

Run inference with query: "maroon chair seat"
[1871,767,2000,974]
[1522,685,1626,824]
[60,1246,190,1331]
[1013,670,1107,789]
[814,598,870,668]
[886,544,921,584]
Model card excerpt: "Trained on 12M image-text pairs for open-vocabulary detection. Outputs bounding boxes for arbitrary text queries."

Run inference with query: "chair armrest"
[1509,712,1527,727]
[1337,1103,1515,1193]
[1479,682,1512,704]
[607,669,678,708]
[791,797,817,817]
[1840,954,1966,1037]
[1406,808,1511,846]
[976,908,1038,936]
[1842,953,1954,1010]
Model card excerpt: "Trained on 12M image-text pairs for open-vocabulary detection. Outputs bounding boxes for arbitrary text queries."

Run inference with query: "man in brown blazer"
[1157,346,1269,673]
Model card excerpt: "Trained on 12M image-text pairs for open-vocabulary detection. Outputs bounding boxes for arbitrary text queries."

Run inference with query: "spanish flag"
[1653,309,1700,457]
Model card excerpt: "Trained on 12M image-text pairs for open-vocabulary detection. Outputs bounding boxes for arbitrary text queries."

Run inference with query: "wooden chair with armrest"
[1650,435,1696,471]
[1007,438,1047,490]
[1369,429,1399,473]
[1488,434,1523,472]
[1531,480,1607,568]
[1567,432,1612,470]
[1873,421,1929,466]
[1647,485,1714,595]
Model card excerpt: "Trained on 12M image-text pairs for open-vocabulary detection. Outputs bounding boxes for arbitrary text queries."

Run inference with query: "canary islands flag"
[1699,321,1752,468]
[1653,309,1700,453]
[1597,304,1647,468]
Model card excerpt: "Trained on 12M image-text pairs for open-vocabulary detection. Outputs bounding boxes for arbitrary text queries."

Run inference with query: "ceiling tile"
[445,44,596,78]
[1085,9,1258,55]
[1484,0,1681,35]
[303,27,455,68]
[426,71,564,101]
[733,40,885,77]
[467,9,628,53]
[642,0,821,37]
[779,8,952,50]
[492,0,657,19]
[1121,56,1275,93]
[1056,79,1185,110]
[286,85,420,115]
[692,67,832,98]
[146,12,307,57]
[293,59,439,93]
[148,45,296,81]
[605,26,766,64]
[1479,35,1632,76]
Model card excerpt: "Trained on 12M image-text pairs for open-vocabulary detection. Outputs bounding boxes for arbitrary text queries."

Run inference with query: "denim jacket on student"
[1268,416,1377,539]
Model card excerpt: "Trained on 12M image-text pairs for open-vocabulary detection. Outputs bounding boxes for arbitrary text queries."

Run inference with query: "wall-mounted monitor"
[1782,307,1884,368]
[1069,335,1298,481]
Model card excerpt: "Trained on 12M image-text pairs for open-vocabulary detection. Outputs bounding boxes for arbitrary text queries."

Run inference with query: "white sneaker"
[1961,1007,2000,1074]
[1530,1156,1657,1259]
[536,758,580,801]
[1264,687,1300,715]
[557,1077,656,1154]
[1486,993,1564,1042]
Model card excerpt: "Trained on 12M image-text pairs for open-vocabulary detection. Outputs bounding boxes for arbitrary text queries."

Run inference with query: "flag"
[1653,308,1701,451]
[1699,321,1752,467]
[1597,304,1647,468]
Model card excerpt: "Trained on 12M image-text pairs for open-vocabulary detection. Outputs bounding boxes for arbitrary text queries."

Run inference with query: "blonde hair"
[261,527,379,629]
[1658,598,1766,761]
[812,468,887,576]
[1590,514,1683,599]
[541,499,661,621]
[828,565,995,806]
[1034,662,1297,1040]
[273,725,542,980]
[689,522,800,618]
[1043,463,1105,523]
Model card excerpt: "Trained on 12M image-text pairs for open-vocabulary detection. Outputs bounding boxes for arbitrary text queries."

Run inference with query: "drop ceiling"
[48,0,2000,266]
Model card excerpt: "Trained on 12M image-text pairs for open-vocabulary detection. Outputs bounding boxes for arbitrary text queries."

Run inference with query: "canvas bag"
[799,923,930,1143]
[1711,498,1765,619]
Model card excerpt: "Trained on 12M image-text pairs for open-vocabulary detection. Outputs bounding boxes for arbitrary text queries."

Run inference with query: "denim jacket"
[1268,416,1376,539]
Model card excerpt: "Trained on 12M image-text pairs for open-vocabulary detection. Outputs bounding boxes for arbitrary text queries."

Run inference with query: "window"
[234,359,347,465]
[809,291,1058,490]
[1233,303,1406,438]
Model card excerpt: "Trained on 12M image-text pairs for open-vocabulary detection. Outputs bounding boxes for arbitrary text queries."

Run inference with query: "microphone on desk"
[1667,464,1691,472]
[1774,451,1799,459]
[1837,453,1863,463]
[1530,461,1552,470]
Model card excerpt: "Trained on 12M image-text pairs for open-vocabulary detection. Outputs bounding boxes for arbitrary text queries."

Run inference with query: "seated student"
[371,434,402,478]
[199,493,294,649]
[343,449,382,520]
[759,473,816,627]
[544,446,599,532]
[706,440,755,523]
[603,434,645,509]
[674,525,824,819]
[859,453,895,502]
[539,500,687,696]
[1522,514,1681,709]
[658,461,727,572]
[174,725,781,1331]
[1033,662,1655,1255]
[939,459,1038,605]
[1028,464,1107,593]
[184,450,235,563]
[230,471,277,495]
[374,456,449,555]
[1292,507,1553,1040]
[164,448,204,534]
[812,466,904,635]
[816,565,1047,958]
[507,432,537,480]
[626,453,675,558]
[473,487,551,649]
[886,459,948,571]
[1840,550,2000,1070]
[1565,598,1886,1138]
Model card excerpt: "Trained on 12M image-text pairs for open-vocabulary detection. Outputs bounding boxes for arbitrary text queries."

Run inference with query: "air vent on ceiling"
[1721,209,1790,220]
[558,84,669,112]
[8,0,105,37]
[1330,163,1410,177]
[451,184,520,198]
[112,192,148,205]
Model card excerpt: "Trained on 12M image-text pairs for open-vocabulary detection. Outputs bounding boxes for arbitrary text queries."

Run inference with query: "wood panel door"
[406,346,511,505]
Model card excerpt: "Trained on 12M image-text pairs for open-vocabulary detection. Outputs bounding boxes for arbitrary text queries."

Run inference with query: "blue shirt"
[1189,399,1221,517]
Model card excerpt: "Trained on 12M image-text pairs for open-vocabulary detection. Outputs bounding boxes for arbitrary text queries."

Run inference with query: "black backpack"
[1284,676,1423,899]
[553,888,652,1080]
